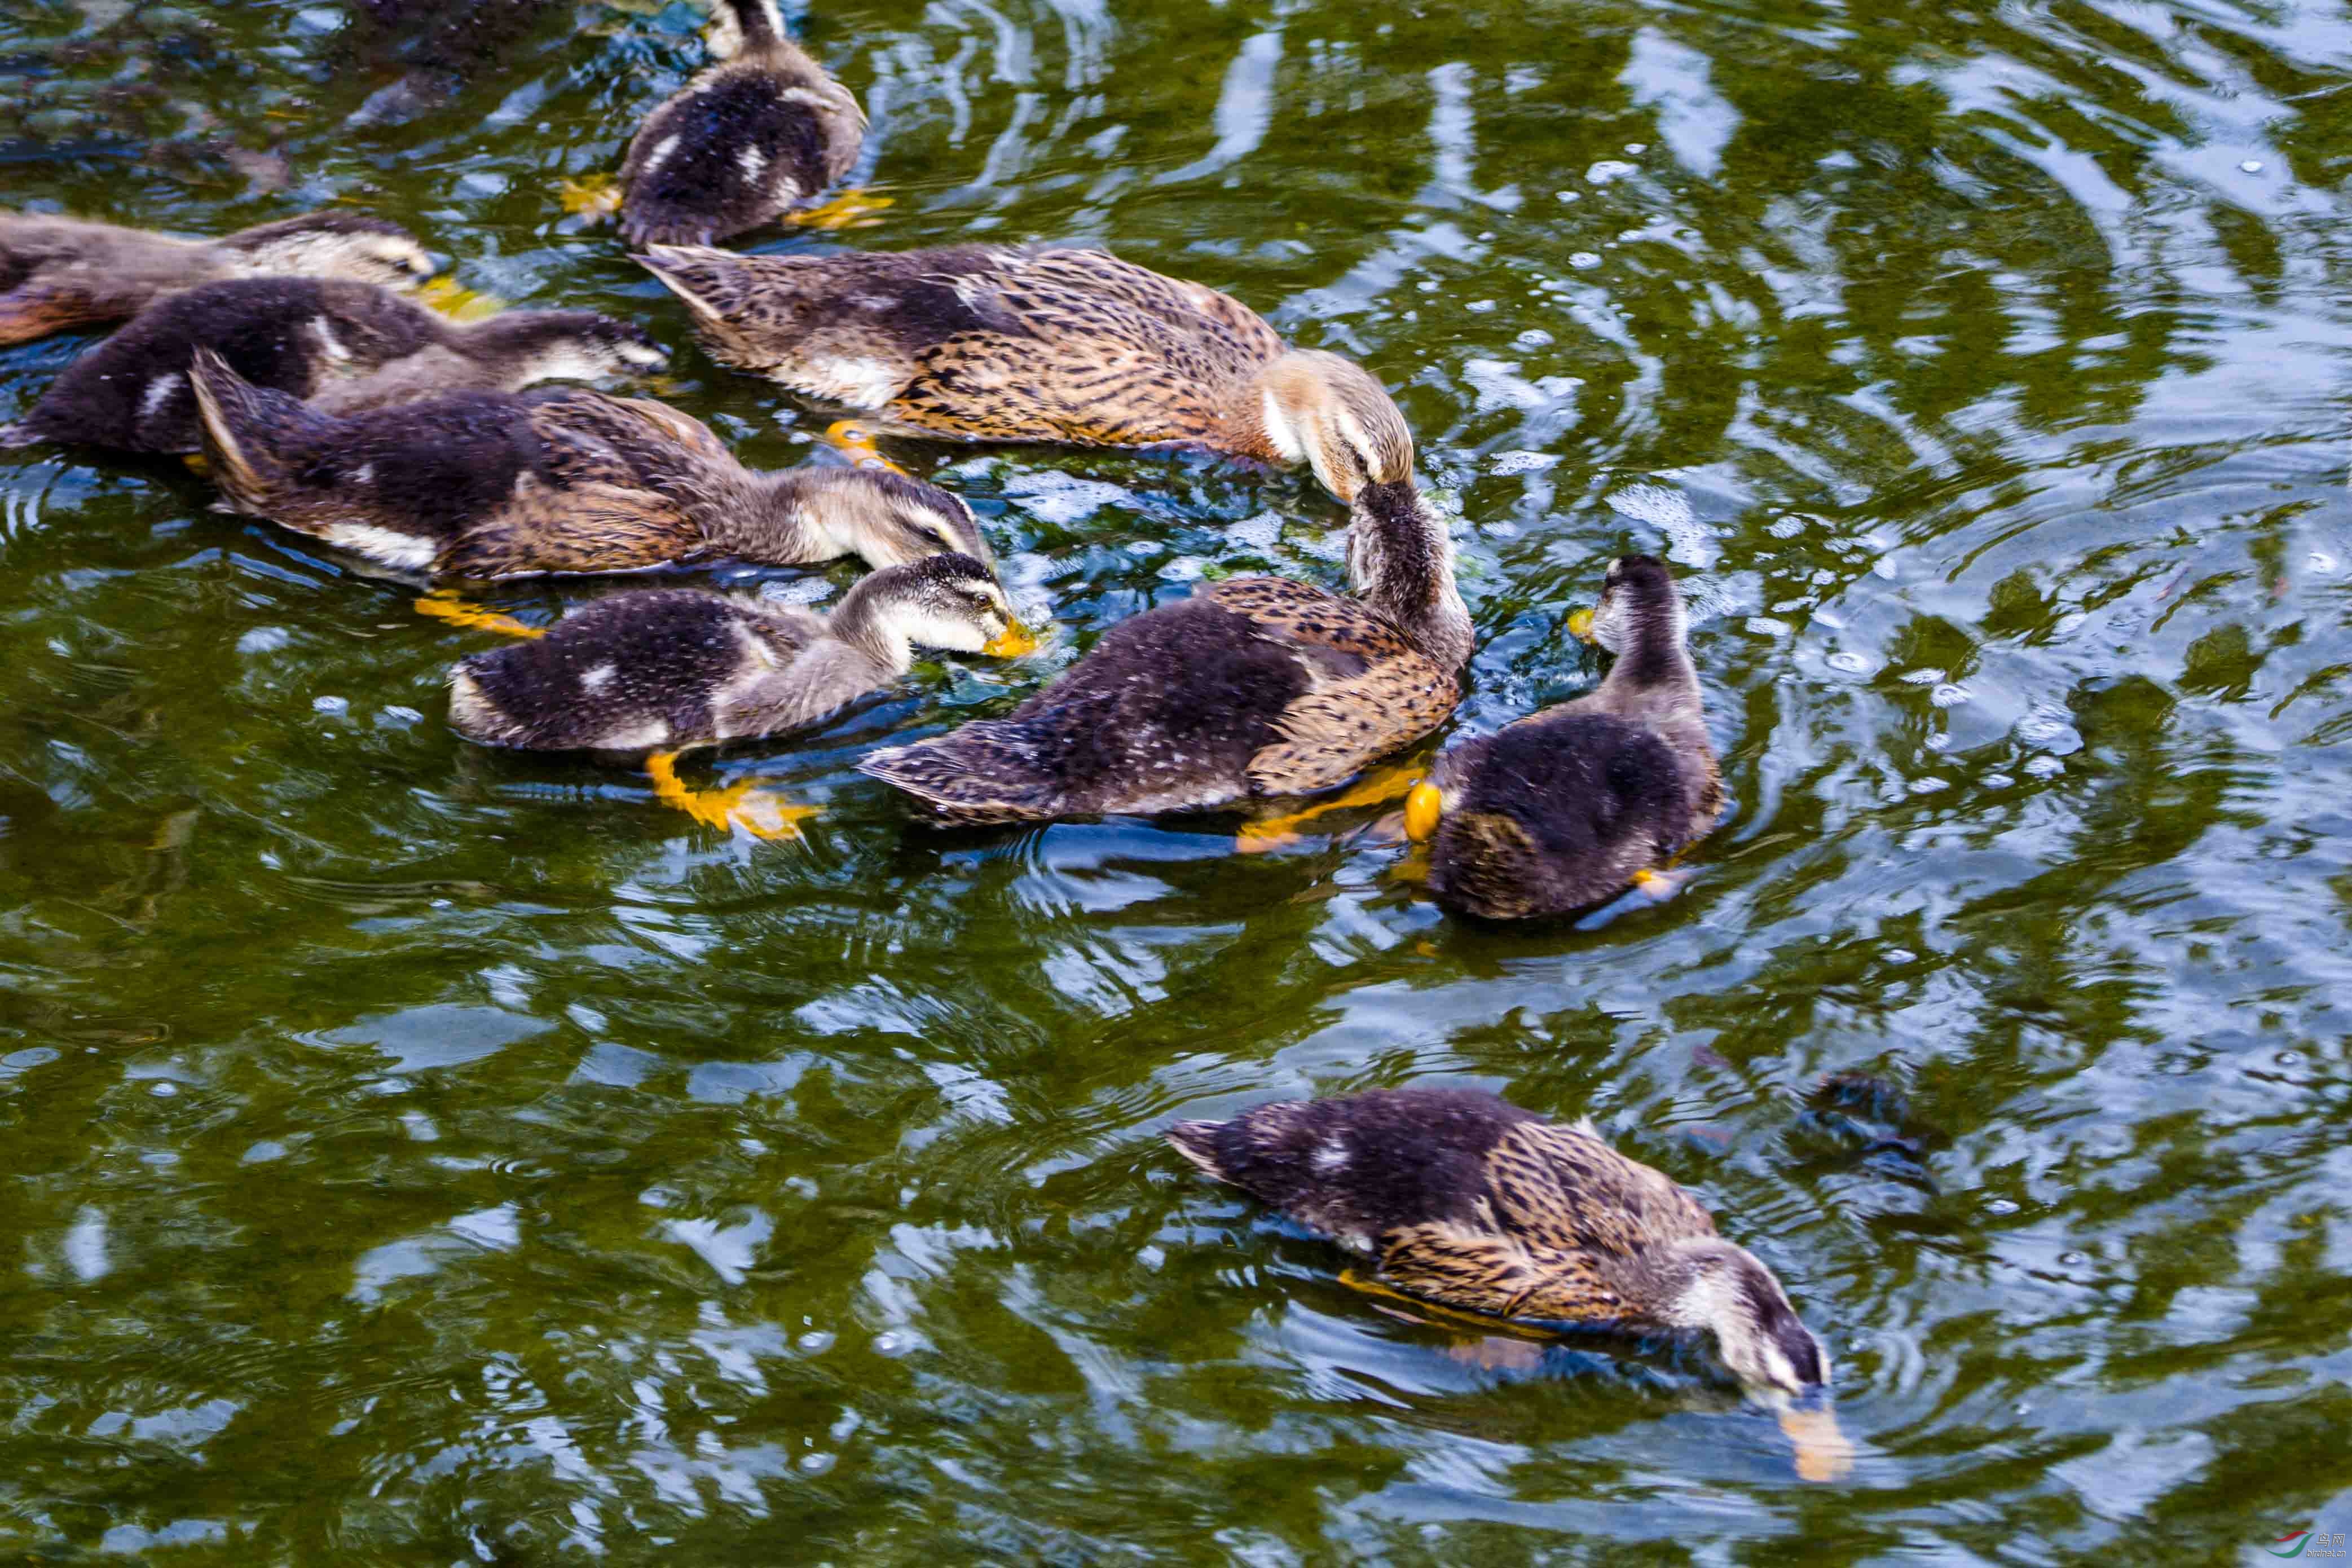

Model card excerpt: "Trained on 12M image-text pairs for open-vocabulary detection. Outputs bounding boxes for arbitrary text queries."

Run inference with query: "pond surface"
[6,0,2352,1559]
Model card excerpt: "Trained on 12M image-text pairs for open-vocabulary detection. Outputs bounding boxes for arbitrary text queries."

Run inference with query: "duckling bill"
[1,277,664,454]
[186,351,989,580]
[1169,1086,1849,1479]
[634,242,1412,505]
[618,0,866,246]
[1414,554,1721,920]
[448,556,1032,836]
[0,208,433,347]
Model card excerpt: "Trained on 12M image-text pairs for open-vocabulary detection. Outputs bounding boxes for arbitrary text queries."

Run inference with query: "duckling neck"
[720,0,787,49]
[821,575,920,677]
[702,473,836,566]
[1604,592,1698,698]
[1350,479,1474,671]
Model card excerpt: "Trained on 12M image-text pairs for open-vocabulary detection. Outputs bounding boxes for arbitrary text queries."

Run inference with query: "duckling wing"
[1375,1217,1626,1323]
[522,389,733,490]
[894,249,1285,446]
[1198,578,1461,795]
[440,473,702,579]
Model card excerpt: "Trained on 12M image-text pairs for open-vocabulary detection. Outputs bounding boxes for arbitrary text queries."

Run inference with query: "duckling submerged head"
[1653,1237,1832,1400]
[220,212,437,293]
[1249,349,1416,504]
[832,551,1032,668]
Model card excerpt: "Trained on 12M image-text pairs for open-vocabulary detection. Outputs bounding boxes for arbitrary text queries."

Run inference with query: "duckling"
[1168,1086,1849,1478]
[0,208,433,347]
[634,243,1408,504]
[1,278,665,454]
[187,350,988,580]
[448,554,1033,836]
[618,0,867,246]
[1411,554,1721,920]
[858,466,1472,825]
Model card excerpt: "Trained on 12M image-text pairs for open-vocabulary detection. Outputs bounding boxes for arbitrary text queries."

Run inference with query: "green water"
[5,0,2352,1558]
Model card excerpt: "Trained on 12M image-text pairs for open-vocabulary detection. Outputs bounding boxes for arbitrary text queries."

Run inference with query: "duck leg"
[414,590,544,640]
[558,172,625,223]
[1235,757,1432,854]
[644,750,818,841]
[821,419,909,476]
[785,188,896,231]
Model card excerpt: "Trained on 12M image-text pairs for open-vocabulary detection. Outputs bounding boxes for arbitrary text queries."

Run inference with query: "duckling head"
[1582,553,1689,673]
[833,552,1034,670]
[1655,1237,1832,1400]
[221,212,437,292]
[461,311,671,383]
[1248,349,1416,504]
[704,0,786,58]
[814,471,996,572]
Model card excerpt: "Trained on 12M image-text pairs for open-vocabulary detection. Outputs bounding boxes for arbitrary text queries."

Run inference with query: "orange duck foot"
[645,751,817,840]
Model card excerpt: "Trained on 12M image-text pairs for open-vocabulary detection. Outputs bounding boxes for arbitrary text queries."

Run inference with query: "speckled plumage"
[1,278,663,453]
[1167,1087,1830,1397]
[189,354,988,581]
[1426,555,1722,920]
[447,553,1015,752]
[619,0,864,246]
[0,208,433,347]
[858,570,1462,824]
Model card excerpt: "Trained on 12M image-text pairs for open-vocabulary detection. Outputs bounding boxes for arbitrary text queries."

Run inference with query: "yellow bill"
[1566,606,1596,643]
[1404,781,1444,842]
[984,621,1040,659]
[1778,1403,1856,1483]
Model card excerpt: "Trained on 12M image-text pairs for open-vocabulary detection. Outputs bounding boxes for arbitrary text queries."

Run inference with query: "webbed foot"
[645,751,817,840]
[786,187,895,231]
[557,173,624,223]
[415,591,543,639]
[1630,867,1689,902]
[415,276,505,323]
[1778,1403,1856,1483]
[1236,760,1430,854]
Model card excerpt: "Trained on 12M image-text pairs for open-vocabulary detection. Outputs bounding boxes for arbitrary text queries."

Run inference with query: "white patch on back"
[777,87,830,109]
[308,316,351,364]
[348,463,373,487]
[804,356,905,410]
[323,522,435,571]
[597,719,670,749]
[1311,1139,1349,1177]
[638,135,681,178]
[579,663,616,695]
[139,373,182,421]
[737,146,768,184]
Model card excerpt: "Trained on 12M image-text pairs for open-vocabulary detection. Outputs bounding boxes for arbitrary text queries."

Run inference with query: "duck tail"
[856,726,1065,824]
[187,347,334,516]
[632,244,768,324]
[1165,1120,1235,1182]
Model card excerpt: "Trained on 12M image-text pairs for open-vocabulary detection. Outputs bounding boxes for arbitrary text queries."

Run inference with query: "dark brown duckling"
[0,208,434,347]
[0,277,664,455]
[1169,1086,1849,1478]
[618,0,866,246]
[1411,554,1721,920]
[858,474,1472,825]
[448,556,1032,836]
[188,350,989,580]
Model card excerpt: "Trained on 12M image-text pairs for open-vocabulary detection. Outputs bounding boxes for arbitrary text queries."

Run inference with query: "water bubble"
[2310,550,2337,574]
[2060,1251,2086,1266]
[1490,450,1560,475]
[1985,1197,2020,1215]
[312,695,349,716]
[2276,1049,2303,1067]
[1746,616,1793,638]
[1514,328,1555,347]
[763,577,834,605]
[1909,776,1952,795]
[1568,251,1602,269]
[796,1330,836,1354]
[797,1452,836,1475]
[1157,555,1209,583]
[149,1081,178,1098]
[1556,190,1581,202]
[1901,668,1945,685]
[2024,754,2065,779]
[375,704,424,729]
[1767,515,1807,539]
[237,627,290,655]
[2239,158,2264,173]
[1924,732,1952,752]
[871,1332,910,1357]
[1826,650,1877,675]
[2013,704,2082,754]
[1931,683,1970,708]
[1585,160,1638,184]
[1624,142,1647,154]
[1464,299,1496,313]
[1981,773,2014,789]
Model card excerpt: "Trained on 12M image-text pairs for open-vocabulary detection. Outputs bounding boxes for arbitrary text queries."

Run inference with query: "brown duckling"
[1411,555,1721,920]
[0,208,434,347]
[857,461,1471,826]
[634,243,1409,504]
[1,277,664,455]
[618,0,867,246]
[449,555,1033,836]
[188,350,989,580]
[1169,1086,1849,1479]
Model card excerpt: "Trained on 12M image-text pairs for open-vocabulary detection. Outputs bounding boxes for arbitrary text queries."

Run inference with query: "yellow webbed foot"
[822,419,906,476]
[1631,867,1689,902]
[558,173,624,223]
[645,751,818,840]
[415,591,544,639]
[182,453,212,478]
[1236,760,1430,855]
[415,276,505,323]
[1778,1403,1856,1483]
[785,187,895,231]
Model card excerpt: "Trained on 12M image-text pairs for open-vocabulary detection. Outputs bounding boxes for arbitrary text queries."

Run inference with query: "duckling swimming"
[1412,554,1721,920]
[1,277,664,455]
[188,350,988,580]
[1168,1086,1849,1479]
[618,0,867,246]
[858,447,1472,825]
[0,208,433,347]
[449,555,1032,836]
[634,243,1408,503]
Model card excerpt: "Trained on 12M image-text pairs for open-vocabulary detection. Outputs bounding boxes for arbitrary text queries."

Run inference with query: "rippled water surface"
[6,0,2352,1558]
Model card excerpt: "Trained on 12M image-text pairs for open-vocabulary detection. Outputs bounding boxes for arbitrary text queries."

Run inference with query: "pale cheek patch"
[1259,387,1307,463]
